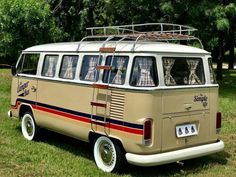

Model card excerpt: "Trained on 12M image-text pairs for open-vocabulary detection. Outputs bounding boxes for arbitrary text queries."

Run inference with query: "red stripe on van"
[12,100,143,136]
[36,105,91,123]
[108,123,143,135]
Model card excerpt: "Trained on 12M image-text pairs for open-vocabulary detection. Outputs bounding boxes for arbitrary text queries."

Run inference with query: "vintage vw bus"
[9,23,224,172]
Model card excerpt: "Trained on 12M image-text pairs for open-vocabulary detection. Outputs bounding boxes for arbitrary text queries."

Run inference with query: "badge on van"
[17,81,30,97]
[193,94,208,107]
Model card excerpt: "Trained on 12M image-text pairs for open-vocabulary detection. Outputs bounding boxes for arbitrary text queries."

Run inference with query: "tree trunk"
[216,31,224,80]
[228,25,235,69]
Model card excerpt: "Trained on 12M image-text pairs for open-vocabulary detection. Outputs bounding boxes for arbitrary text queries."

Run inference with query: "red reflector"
[99,47,116,53]
[96,65,112,70]
[216,112,222,129]
[144,120,152,140]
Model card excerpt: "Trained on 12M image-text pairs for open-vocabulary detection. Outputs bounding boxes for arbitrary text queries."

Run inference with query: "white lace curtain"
[63,56,73,79]
[187,59,201,84]
[112,57,126,84]
[163,58,176,86]
[45,56,57,77]
[136,57,155,86]
[85,57,98,81]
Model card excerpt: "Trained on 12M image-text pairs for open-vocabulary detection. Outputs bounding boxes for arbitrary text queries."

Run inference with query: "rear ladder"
[90,36,127,134]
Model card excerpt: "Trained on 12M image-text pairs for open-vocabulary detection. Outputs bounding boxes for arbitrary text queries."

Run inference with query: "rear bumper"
[125,140,224,167]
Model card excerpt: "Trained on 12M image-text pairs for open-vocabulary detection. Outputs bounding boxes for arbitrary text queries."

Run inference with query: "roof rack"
[77,23,204,51]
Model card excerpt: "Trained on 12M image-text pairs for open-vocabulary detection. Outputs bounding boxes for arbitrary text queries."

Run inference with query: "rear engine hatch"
[161,88,210,151]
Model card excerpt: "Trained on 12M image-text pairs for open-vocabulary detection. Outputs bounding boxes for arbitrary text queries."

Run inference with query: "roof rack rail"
[87,23,197,36]
[77,23,204,50]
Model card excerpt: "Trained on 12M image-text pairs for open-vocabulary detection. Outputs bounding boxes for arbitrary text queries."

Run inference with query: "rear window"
[130,56,158,87]
[162,57,205,86]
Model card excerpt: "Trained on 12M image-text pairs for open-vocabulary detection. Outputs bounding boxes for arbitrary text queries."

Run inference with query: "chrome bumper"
[126,140,224,167]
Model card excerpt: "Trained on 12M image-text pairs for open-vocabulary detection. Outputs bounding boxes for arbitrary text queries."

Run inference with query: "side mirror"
[11,66,17,76]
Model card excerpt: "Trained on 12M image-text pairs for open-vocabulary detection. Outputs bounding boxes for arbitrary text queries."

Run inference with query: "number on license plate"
[176,124,198,138]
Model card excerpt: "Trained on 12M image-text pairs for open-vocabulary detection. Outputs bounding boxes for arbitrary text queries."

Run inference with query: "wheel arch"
[88,131,126,153]
[19,104,34,120]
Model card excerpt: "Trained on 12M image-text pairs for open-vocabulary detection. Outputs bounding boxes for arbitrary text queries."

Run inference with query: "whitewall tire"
[93,136,123,173]
[21,112,38,141]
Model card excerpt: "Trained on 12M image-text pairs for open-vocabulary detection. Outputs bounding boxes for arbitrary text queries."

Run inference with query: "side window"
[59,55,78,79]
[208,58,217,84]
[42,55,58,77]
[103,56,129,85]
[16,54,40,75]
[130,56,158,87]
[163,57,205,86]
[80,55,102,81]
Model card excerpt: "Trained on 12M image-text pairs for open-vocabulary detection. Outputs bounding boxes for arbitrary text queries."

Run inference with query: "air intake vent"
[110,90,125,119]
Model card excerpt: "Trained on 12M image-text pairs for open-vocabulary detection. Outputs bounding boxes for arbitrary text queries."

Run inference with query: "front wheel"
[93,136,124,173]
[21,112,38,141]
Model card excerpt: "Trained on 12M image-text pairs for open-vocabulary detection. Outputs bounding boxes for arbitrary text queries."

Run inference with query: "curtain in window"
[85,57,98,81]
[45,56,56,77]
[63,57,73,79]
[187,59,201,84]
[112,57,125,84]
[136,58,155,86]
[163,58,176,86]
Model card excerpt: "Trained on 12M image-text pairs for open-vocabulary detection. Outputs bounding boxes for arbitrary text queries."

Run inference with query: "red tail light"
[216,112,222,131]
[144,119,152,145]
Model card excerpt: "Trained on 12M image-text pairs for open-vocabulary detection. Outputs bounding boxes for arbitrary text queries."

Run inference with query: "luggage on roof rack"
[77,23,204,51]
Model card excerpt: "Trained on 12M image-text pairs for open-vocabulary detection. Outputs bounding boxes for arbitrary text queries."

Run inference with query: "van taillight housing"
[144,119,152,145]
[216,112,222,133]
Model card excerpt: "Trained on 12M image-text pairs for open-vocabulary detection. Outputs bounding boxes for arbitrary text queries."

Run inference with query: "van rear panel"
[121,85,219,154]
[161,88,210,151]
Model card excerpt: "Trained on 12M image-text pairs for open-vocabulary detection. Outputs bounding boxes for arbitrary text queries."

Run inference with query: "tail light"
[216,112,222,133]
[144,119,152,145]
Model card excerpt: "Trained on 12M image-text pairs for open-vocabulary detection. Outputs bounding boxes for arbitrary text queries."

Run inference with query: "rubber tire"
[21,112,38,141]
[93,136,123,173]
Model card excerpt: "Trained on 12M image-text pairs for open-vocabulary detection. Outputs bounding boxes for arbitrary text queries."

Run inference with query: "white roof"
[24,41,210,54]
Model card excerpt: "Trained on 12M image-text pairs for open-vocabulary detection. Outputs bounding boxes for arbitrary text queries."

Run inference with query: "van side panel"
[35,80,93,141]
[11,76,38,118]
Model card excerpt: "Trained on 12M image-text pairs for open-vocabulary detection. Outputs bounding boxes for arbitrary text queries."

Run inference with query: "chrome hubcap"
[99,141,114,166]
[26,119,33,136]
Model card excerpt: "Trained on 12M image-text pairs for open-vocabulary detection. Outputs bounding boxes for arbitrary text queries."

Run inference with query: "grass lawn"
[0,69,236,177]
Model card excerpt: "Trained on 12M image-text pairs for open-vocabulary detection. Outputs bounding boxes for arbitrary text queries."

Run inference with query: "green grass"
[0,69,236,177]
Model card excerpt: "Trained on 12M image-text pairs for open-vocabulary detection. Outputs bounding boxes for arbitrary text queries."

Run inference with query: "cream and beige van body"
[9,23,224,172]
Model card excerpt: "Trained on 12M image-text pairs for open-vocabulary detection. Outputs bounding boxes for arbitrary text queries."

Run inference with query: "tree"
[47,0,83,40]
[0,0,65,64]
[159,0,236,80]
[209,2,236,79]
[225,3,236,69]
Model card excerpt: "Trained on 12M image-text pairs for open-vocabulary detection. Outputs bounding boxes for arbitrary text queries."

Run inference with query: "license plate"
[176,124,198,138]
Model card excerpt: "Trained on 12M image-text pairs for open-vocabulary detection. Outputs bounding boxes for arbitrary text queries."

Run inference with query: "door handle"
[184,104,192,110]
[31,86,37,92]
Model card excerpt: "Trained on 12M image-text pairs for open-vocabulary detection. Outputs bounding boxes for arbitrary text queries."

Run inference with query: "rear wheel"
[21,112,38,141]
[93,136,124,173]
